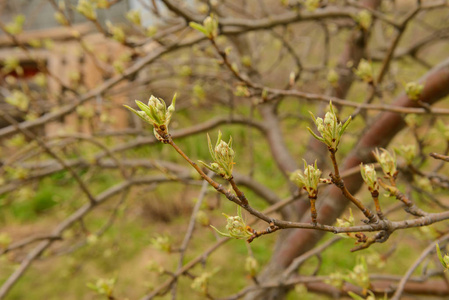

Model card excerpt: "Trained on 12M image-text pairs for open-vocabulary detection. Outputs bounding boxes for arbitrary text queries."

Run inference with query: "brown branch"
[430,152,449,162]
[0,235,62,255]
[378,178,428,217]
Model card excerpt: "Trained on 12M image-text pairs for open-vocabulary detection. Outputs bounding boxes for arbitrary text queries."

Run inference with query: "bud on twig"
[191,268,220,294]
[327,69,339,86]
[405,82,424,101]
[360,164,378,191]
[76,0,97,20]
[245,256,259,277]
[308,101,351,151]
[86,278,116,298]
[126,10,141,26]
[150,234,172,252]
[436,243,449,270]
[189,14,219,39]
[354,59,373,83]
[355,10,372,31]
[124,94,176,141]
[291,160,322,224]
[372,148,397,177]
[198,131,235,179]
[106,21,125,43]
[210,206,252,239]
[290,160,322,198]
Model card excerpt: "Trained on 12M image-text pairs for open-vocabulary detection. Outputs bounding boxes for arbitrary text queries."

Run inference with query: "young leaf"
[189,22,208,36]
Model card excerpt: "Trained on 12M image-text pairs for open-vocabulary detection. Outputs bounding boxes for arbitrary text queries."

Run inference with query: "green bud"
[444,255,449,266]
[290,160,322,197]
[327,69,339,86]
[124,94,176,140]
[54,11,69,26]
[405,82,424,101]
[126,10,141,26]
[146,25,157,37]
[6,90,29,111]
[372,148,397,177]
[179,65,192,77]
[0,233,12,249]
[195,210,210,226]
[304,0,320,11]
[150,234,171,252]
[190,14,218,39]
[4,166,28,180]
[360,164,377,191]
[76,0,97,20]
[348,291,376,300]
[86,278,116,297]
[106,21,125,43]
[261,88,268,100]
[5,15,25,35]
[28,39,42,48]
[234,85,250,97]
[404,114,422,128]
[203,14,218,39]
[336,208,355,228]
[43,38,54,50]
[76,105,95,119]
[198,131,235,179]
[192,84,206,104]
[2,57,23,76]
[355,59,373,83]
[5,134,26,148]
[307,101,351,151]
[210,207,252,239]
[191,268,219,294]
[196,3,208,14]
[33,73,47,87]
[95,0,110,9]
[335,208,357,239]
[245,256,259,277]
[436,243,449,269]
[355,10,372,30]
[241,55,252,67]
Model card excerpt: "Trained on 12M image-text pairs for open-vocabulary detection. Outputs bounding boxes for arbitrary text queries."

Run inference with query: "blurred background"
[1,0,449,299]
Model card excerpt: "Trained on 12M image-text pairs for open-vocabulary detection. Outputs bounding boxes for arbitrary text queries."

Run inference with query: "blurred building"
[0,0,149,135]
